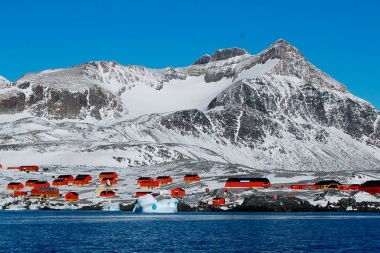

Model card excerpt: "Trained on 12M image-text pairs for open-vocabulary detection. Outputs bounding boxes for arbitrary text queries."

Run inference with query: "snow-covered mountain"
[0,39,379,171]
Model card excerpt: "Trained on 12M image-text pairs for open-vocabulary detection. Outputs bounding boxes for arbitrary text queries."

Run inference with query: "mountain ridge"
[0,39,379,171]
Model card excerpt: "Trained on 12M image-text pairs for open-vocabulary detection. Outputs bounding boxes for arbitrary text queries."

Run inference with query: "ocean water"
[1,211,380,253]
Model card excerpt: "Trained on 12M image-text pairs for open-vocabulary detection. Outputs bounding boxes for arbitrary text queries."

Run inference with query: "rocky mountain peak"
[210,47,248,62]
[259,39,304,62]
[192,54,211,65]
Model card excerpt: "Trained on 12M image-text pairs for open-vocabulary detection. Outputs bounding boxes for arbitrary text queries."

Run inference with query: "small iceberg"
[5,204,27,210]
[133,194,178,213]
[102,200,120,211]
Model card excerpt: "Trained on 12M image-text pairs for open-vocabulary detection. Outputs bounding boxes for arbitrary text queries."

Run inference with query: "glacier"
[133,194,178,213]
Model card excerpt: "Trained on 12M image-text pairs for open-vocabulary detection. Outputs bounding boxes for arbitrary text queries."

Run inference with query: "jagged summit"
[193,54,211,65]
[262,38,305,61]
[210,47,248,62]
[193,47,248,65]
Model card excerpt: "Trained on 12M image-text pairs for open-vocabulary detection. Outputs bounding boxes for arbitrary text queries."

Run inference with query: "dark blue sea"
[1,211,380,253]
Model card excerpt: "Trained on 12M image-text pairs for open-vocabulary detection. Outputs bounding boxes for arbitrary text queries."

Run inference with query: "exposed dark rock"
[119,202,135,211]
[79,204,103,210]
[193,54,211,65]
[160,109,213,136]
[211,48,248,62]
[17,81,30,89]
[178,201,196,211]
[231,194,331,212]
[0,92,26,113]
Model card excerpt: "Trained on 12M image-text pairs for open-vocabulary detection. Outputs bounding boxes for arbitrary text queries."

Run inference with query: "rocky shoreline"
[3,192,380,212]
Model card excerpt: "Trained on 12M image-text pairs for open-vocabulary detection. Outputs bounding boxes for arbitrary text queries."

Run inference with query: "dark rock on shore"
[231,194,332,212]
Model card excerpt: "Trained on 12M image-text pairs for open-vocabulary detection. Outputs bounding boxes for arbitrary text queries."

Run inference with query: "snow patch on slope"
[121,75,232,119]
[235,59,279,82]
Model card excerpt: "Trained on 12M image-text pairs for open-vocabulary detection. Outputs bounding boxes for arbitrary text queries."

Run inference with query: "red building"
[12,191,27,198]
[58,175,74,184]
[99,172,118,180]
[156,176,173,185]
[135,191,153,197]
[73,175,92,186]
[137,177,153,185]
[18,165,39,172]
[139,181,159,189]
[212,197,226,205]
[171,188,185,197]
[99,190,116,198]
[359,180,380,194]
[100,178,118,186]
[7,166,19,170]
[348,184,360,191]
[7,182,24,190]
[34,181,51,188]
[52,178,69,187]
[25,179,40,188]
[30,187,60,199]
[65,192,79,202]
[184,174,201,183]
[224,178,271,188]
[313,180,342,190]
[290,184,318,190]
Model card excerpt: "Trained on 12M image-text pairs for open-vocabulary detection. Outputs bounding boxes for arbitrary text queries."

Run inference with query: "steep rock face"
[160,109,213,137]
[0,91,26,113]
[206,75,379,148]
[258,39,347,92]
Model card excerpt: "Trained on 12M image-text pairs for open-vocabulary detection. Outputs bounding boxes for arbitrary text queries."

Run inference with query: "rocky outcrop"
[0,91,26,113]
[211,48,248,62]
[193,54,211,65]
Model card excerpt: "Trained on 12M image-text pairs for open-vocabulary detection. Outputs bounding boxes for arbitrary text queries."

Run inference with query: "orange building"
[18,165,39,172]
[99,172,118,180]
[65,192,79,202]
[290,184,318,190]
[11,191,27,198]
[359,180,380,194]
[7,182,24,190]
[99,190,116,198]
[52,178,69,187]
[137,177,153,185]
[156,176,173,185]
[135,192,153,197]
[212,197,225,205]
[34,181,51,188]
[30,187,60,199]
[139,180,159,189]
[7,166,19,170]
[100,178,118,186]
[25,179,40,188]
[184,174,201,183]
[224,178,270,188]
[73,175,92,186]
[171,188,185,197]
[58,175,74,184]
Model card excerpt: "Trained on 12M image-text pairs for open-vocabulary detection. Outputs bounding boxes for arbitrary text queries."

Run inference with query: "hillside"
[0,39,379,172]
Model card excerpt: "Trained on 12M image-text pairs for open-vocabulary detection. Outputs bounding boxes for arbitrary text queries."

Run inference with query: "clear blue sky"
[1,0,379,109]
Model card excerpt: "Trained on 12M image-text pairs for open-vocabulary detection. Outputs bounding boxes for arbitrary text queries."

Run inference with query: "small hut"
[65,192,79,202]
[171,188,185,197]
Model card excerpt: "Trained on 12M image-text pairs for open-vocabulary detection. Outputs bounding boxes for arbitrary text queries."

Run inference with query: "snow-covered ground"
[1,160,380,211]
